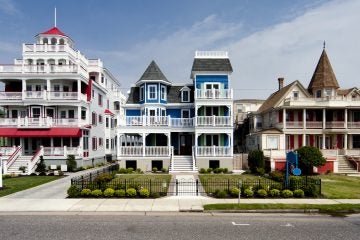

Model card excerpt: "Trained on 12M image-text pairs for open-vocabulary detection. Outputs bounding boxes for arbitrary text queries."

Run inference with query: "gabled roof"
[257,80,309,113]
[337,87,359,97]
[39,27,67,36]
[307,49,339,93]
[191,58,233,72]
[137,60,170,84]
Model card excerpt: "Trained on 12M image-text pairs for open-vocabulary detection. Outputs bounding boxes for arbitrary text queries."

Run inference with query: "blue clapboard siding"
[195,75,228,89]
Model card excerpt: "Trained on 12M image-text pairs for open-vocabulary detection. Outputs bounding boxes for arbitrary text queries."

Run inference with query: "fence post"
[176,179,178,196]
[125,179,127,190]
[150,179,152,194]
[196,179,199,196]
[81,176,84,190]
[90,173,92,182]
[227,179,230,192]
[319,179,322,196]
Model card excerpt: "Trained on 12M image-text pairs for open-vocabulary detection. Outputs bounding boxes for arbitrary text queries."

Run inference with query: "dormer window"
[293,91,299,100]
[182,90,190,102]
[316,90,322,98]
[161,85,166,100]
[43,38,48,44]
[325,89,332,97]
[140,86,144,101]
[148,85,157,100]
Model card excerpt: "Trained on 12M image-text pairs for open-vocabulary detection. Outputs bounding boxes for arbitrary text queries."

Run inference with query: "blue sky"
[1,0,359,99]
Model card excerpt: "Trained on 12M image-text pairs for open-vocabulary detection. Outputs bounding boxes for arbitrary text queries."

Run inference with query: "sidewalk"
[0,196,359,212]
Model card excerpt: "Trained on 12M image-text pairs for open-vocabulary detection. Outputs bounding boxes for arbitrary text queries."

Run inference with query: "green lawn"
[199,174,265,182]
[204,203,360,214]
[114,174,171,181]
[0,176,62,197]
[320,175,360,199]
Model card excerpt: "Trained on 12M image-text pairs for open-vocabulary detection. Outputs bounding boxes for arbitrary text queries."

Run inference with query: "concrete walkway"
[0,197,359,212]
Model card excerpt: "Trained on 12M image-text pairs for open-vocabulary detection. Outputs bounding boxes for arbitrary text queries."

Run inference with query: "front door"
[180,134,192,155]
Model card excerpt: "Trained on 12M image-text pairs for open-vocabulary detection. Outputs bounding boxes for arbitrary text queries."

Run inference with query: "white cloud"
[90,0,360,99]
[0,0,20,15]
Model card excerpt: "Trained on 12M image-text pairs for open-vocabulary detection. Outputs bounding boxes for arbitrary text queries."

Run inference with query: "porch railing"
[125,116,194,128]
[43,146,82,157]
[195,116,232,127]
[347,122,360,128]
[4,146,22,174]
[306,121,323,128]
[326,121,345,128]
[119,146,172,157]
[0,117,85,127]
[28,146,44,174]
[0,91,87,101]
[0,146,16,156]
[170,118,193,127]
[195,89,233,99]
[195,146,232,157]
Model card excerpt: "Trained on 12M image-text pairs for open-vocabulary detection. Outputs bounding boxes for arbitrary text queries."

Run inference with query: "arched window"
[27,59,33,65]
[43,38,48,44]
[59,38,65,45]
[58,59,66,66]
[51,38,57,45]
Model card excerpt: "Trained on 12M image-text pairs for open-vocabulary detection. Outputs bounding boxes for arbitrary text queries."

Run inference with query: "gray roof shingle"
[137,60,170,84]
[191,58,233,72]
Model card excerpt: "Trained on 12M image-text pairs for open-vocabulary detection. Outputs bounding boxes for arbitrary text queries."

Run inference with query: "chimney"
[278,77,284,90]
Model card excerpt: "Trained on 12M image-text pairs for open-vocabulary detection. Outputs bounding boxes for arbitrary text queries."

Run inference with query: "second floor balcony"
[195,89,233,100]
[0,91,87,102]
[0,117,87,128]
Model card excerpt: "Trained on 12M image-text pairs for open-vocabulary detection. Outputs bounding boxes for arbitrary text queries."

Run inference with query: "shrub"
[119,168,127,174]
[58,171,64,176]
[103,188,115,197]
[35,156,47,173]
[282,189,294,198]
[126,168,134,174]
[139,188,150,198]
[150,192,160,198]
[18,166,27,173]
[229,187,240,197]
[296,146,326,174]
[269,189,281,198]
[81,189,92,197]
[303,185,319,197]
[206,168,213,173]
[152,167,158,173]
[66,155,77,172]
[91,189,103,197]
[38,172,46,176]
[248,150,265,174]
[199,168,206,174]
[216,190,227,198]
[30,173,37,176]
[161,168,167,173]
[126,188,137,197]
[114,189,126,197]
[256,167,265,176]
[47,172,54,176]
[94,173,113,183]
[67,185,81,198]
[213,168,220,174]
[269,171,285,182]
[294,189,305,198]
[223,168,228,174]
[243,189,254,198]
[256,189,268,198]
[135,168,143,174]
[78,166,85,171]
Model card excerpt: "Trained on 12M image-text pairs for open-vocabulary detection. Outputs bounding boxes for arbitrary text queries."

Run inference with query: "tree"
[35,156,47,173]
[248,149,265,174]
[296,146,326,174]
[66,155,77,172]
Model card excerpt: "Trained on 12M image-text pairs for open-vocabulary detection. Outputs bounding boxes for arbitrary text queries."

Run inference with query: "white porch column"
[283,108,287,129]
[322,109,326,129]
[344,133,348,150]
[303,134,306,146]
[77,106,81,126]
[142,133,146,156]
[77,79,81,100]
[345,109,348,129]
[22,79,26,100]
[303,109,306,129]
[322,133,326,149]
[46,79,50,100]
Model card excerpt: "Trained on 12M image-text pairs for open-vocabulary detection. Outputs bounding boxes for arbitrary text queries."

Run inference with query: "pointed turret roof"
[137,60,170,84]
[307,49,339,93]
[39,27,67,36]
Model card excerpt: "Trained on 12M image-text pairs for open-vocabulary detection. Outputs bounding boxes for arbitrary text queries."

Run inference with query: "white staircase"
[170,155,198,173]
[337,155,359,174]
[7,156,32,174]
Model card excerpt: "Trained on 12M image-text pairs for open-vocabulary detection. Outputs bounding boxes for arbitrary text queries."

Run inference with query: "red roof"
[104,109,114,115]
[0,128,81,137]
[40,27,67,36]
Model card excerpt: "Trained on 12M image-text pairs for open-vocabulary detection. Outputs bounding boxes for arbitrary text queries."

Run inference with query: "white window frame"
[161,85,166,100]
[266,135,279,150]
[148,85,157,100]
[140,86,144,101]
[181,90,190,102]
[293,91,299,100]
[181,109,190,118]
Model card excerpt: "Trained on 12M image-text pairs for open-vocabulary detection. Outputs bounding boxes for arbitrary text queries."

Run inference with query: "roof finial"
[54,7,57,27]
[323,40,326,49]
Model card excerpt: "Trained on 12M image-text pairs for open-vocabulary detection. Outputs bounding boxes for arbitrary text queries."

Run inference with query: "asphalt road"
[0,213,359,240]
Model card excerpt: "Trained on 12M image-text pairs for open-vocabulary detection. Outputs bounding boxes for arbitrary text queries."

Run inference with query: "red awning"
[104,109,114,115]
[0,128,82,137]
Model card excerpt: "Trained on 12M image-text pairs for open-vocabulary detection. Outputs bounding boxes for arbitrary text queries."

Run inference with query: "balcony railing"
[196,116,232,127]
[119,146,172,157]
[43,146,82,157]
[0,91,87,101]
[124,116,194,128]
[195,146,232,157]
[195,89,233,99]
[0,117,86,127]
[170,118,193,128]
[348,122,360,128]
[0,64,78,74]
[306,121,323,128]
[326,121,345,129]
[0,146,17,156]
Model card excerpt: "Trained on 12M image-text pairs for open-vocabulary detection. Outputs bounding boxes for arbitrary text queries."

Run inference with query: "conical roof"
[307,49,339,93]
[137,60,170,84]
[39,27,67,36]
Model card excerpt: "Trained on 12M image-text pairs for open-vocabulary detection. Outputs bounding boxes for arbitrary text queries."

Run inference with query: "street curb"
[206,209,320,213]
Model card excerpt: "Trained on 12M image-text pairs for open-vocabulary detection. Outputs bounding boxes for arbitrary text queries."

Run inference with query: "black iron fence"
[71,164,119,182]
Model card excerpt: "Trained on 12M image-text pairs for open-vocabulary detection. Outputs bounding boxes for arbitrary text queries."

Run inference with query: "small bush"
[66,155,77,172]
[30,173,37,176]
[35,156,47,173]
[269,171,285,182]
[126,188,137,197]
[282,189,294,198]
[248,150,265,173]
[94,173,113,183]
[243,189,254,198]
[103,188,115,197]
[152,167,158,173]
[135,168,143,174]
[126,168,134,174]
[303,185,319,197]
[257,189,268,198]
[58,171,64,176]
[47,172,54,176]
[67,185,81,198]
[213,168,220,174]
[199,168,206,174]
[119,168,127,174]
[206,168,213,173]
[161,168,167,173]
[269,189,281,198]
[81,189,92,197]
[150,192,160,198]
[294,189,305,198]
[216,190,227,198]
[2,174,12,179]
[229,187,240,197]
[91,189,103,198]
[256,167,265,176]
[78,166,85,171]
[38,172,46,176]
[139,188,150,198]
[114,189,126,197]
[223,168,228,174]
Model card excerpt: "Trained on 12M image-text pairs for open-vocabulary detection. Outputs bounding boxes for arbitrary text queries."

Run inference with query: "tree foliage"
[35,156,47,173]
[296,146,326,174]
[66,154,77,172]
[248,150,265,174]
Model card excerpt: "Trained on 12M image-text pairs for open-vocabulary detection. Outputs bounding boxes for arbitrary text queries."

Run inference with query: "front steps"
[170,155,198,173]
[337,155,359,174]
[7,156,32,174]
